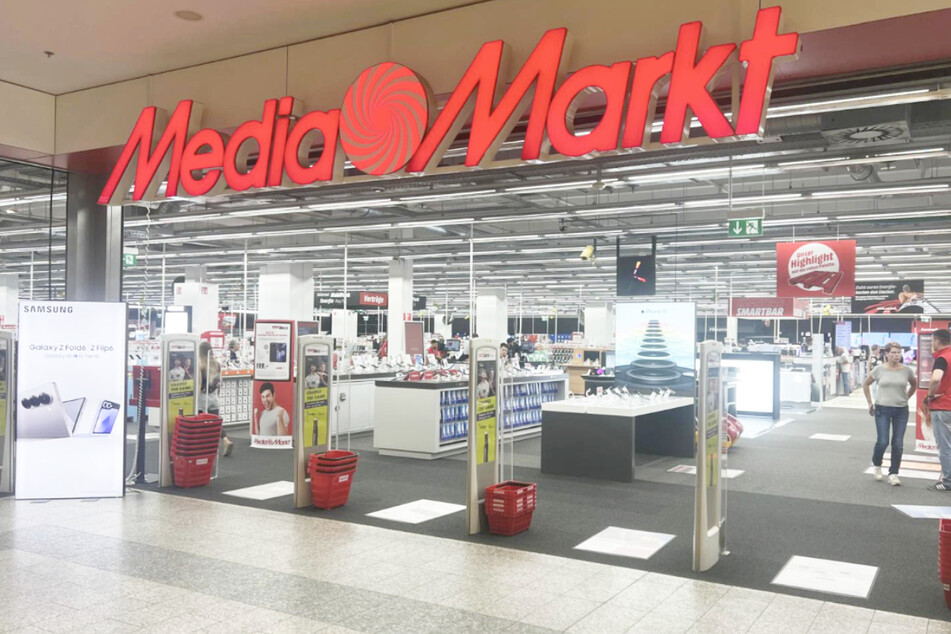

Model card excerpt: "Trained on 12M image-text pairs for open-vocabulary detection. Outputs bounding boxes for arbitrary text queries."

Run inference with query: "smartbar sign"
[99,7,798,205]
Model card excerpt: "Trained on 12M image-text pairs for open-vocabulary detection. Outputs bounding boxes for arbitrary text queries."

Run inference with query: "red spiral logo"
[340,63,431,176]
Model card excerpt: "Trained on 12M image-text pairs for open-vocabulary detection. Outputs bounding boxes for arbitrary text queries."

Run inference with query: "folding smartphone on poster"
[18,382,120,439]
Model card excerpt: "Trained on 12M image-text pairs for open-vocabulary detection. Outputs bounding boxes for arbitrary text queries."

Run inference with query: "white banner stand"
[694,340,723,572]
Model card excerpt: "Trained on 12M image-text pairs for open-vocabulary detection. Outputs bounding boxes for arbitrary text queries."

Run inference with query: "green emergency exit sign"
[122,253,137,267]
[728,218,763,238]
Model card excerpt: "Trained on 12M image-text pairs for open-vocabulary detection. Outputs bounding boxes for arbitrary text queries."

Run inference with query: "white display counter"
[374,373,568,460]
[780,368,812,404]
[331,372,396,436]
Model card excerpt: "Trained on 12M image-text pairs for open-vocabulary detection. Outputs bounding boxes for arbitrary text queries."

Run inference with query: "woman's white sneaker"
[888,474,901,486]
[873,467,883,481]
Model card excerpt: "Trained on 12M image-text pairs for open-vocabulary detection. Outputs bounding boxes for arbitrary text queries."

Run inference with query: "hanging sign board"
[467,340,500,534]
[160,335,198,487]
[0,332,13,493]
[294,336,333,508]
[729,297,808,319]
[252,320,295,448]
[15,301,127,500]
[694,340,723,572]
[776,240,856,298]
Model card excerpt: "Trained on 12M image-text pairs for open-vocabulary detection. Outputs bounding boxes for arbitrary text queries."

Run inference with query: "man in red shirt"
[926,329,951,491]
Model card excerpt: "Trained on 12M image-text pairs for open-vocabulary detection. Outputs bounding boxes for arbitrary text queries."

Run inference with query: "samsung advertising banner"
[15,301,127,499]
[615,302,697,394]
[852,280,944,314]
[252,320,295,448]
[776,240,856,298]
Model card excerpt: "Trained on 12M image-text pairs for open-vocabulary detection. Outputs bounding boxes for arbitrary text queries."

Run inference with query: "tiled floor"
[0,490,947,633]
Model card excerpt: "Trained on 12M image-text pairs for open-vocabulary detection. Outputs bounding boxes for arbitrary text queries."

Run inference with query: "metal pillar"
[65,172,123,301]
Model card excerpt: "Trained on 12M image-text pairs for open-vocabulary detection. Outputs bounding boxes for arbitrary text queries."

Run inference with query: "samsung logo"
[24,306,73,314]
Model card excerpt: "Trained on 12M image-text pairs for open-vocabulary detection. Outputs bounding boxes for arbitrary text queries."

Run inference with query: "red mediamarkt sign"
[99,7,798,205]
[358,292,387,308]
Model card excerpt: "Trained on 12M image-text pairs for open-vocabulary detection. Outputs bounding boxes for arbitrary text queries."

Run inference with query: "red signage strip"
[776,240,856,298]
[729,297,809,318]
[99,7,799,205]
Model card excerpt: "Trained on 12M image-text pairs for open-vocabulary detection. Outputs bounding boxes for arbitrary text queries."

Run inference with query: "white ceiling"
[0,0,481,94]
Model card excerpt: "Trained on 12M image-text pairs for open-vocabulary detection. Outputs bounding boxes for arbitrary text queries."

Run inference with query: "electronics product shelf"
[373,373,568,459]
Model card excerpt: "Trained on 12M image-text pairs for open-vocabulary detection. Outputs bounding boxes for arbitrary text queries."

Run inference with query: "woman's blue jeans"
[872,405,909,475]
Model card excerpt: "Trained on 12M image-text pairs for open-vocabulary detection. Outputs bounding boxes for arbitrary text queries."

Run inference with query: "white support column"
[257,263,315,322]
[583,302,614,347]
[387,259,413,357]
[0,273,18,327]
[476,287,507,342]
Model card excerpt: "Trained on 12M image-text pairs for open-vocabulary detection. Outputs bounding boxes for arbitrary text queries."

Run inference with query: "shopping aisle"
[138,402,951,621]
[0,490,944,633]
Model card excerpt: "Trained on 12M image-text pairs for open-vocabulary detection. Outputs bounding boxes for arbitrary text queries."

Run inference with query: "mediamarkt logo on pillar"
[776,240,857,298]
[99,7,799,205]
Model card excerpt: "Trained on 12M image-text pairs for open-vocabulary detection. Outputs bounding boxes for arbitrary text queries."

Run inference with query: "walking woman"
[862,341,916,485]
[198,341,234,456]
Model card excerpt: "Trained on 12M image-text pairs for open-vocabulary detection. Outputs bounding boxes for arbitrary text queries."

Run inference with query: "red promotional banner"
[776,240,856,298]
[729,297,809,318]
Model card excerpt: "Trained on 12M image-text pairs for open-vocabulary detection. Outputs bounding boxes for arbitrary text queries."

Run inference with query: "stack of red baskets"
[485,480,537,536]
[171,413,222,488]
[308,450,358,509]
[939,519,951,608]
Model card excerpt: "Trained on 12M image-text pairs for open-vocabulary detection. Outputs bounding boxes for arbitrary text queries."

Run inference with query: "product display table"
[374,373,568,460]
[541,396,695,482]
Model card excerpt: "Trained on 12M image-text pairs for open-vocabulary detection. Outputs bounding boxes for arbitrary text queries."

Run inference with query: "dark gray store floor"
[129,404,951,621]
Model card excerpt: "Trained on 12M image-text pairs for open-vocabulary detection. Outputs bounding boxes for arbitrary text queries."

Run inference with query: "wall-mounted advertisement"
[617,255,656,296]
[852,280,944,314]
[776,240,855,298]
[15,301,126,499]
[615,302,696,394]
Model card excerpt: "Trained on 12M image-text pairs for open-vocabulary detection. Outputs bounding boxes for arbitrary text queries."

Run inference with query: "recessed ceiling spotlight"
[174,10,203,21]
[5,209,15,214]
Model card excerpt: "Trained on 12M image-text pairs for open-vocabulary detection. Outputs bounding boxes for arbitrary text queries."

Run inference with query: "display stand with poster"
[404,321,424,357]
[466,339,499,535]
[294,336,333,508]
[252,320,295,449]
[15,301,127,500]
[0,332,14,493]
[160,335,199,487]
[916,331,938,454]
[694,341,723,572]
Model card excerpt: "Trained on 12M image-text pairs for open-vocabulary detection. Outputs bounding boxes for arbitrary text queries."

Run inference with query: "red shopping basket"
[485,481,537,518]
[485,481,536,536]
[309,470,355,509]
[173,454,216,488]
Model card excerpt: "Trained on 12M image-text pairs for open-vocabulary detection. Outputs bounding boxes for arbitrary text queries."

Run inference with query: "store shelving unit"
[219,369,253,427]
[374,373,568,459]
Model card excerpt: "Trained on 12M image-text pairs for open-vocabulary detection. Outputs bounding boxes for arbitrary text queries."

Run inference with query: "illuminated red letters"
[99,8,798,205]
[547,62,632,157]
[407,27,570,172]
[736,6,800,136]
